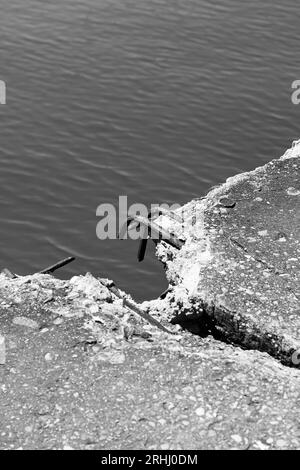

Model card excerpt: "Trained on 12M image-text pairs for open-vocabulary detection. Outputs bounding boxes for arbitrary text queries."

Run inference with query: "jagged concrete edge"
[192,138,300,209]
[150,140,300,367]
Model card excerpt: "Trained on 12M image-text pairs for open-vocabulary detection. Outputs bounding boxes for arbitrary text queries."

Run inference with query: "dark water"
[0,0,300,300]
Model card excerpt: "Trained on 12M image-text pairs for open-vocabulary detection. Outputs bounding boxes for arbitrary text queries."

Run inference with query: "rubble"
[0,140,300,449]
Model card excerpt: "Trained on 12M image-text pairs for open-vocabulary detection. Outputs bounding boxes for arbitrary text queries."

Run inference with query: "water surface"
[0,0,300,299]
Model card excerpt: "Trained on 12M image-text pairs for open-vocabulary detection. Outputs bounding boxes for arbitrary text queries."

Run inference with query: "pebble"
[89,304,99,314]
[276,438,288,448]
[195,407,205,417]
[219,197,236,208]
[95,351,126,365]
[231,434,242,444]
[258,230,268,237]
[287,187,300,196]
[13,316,39,329]
[254,440,269,450]
[161,443,169,450]
[44,353,53,362]
[40,328,49,334]
[158,419,166,426]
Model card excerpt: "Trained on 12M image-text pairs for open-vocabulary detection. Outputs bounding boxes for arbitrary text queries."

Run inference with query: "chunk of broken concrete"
[93,349,126,365]
[155,140,300,367]
[68,273,112,302]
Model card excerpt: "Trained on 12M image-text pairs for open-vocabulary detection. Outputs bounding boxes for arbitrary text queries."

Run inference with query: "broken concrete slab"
[0,272,169,347]
[154,140,300,367]
[0,287,299,449]
[1,140,300,449]
[0,268,299,449]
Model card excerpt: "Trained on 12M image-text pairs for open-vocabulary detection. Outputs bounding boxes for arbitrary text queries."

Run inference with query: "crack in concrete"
[152,141,300,370]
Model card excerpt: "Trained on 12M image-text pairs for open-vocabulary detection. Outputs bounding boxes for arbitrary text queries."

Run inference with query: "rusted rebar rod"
[119,214,184,252]
[39,256,75,274]
[99,279,175,335]
[149,206,183,224]
[1,256,76,278]
[137,206,184,262]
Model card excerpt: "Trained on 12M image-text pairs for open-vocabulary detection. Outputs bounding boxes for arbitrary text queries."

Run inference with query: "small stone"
[195,407,205,417]
[219,196,236,208]
[40,328,49,334]
[53,317,64,325]
[44,353,53,362]
[161,443,169,450]
[158,419,166,426]
[276,438,287,448]
[287,187,300,196]
[95,350,126,365]
[231,434,242,444]
[13,316,39,329]
[254,440,269,450]
[219,207,228,215]
[89,304,99,314]
[43,290,54,303]
[275,232,288,242]
[258,230,268,237]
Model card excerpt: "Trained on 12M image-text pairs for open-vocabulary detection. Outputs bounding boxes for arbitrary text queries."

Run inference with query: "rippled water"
[0,0,300,300]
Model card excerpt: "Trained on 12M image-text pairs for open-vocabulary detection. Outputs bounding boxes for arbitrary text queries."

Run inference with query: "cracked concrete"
[0,273,299,449]
[152,140,300,368]
[0,140,300,449]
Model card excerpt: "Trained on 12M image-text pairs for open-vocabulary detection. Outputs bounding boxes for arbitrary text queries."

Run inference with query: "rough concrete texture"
[153,140,300,368]
[0,272,299,449]
[1,141,300,449]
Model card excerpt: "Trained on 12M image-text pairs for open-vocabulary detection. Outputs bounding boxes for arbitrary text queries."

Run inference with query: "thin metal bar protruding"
[99,279,175,335]
[137,206,184,261]
[39,256,75,274]
[120,215,183,249]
